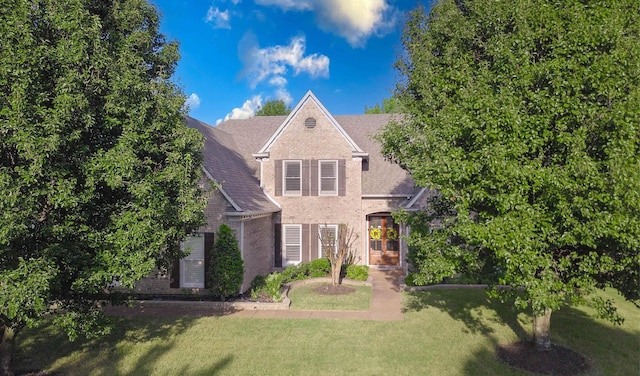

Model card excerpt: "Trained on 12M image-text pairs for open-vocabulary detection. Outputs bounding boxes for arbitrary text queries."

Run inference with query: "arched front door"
[367,214,400,266]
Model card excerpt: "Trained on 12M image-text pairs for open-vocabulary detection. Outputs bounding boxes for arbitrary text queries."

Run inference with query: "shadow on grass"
[15,314,235,375]
[404,289,640,376]
[404,288,529,340]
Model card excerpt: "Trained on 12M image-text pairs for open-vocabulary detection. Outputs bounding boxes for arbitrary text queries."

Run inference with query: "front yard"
[15,288,638,375]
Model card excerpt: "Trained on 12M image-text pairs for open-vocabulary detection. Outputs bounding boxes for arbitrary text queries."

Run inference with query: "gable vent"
[304,117,316,129]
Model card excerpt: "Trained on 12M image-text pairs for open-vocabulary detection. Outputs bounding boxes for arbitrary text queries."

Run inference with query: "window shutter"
[275,160,283,196]
[302,159,310,196]
[274,224,282,267]
[302,224,310,263]
[170,258,180,288]
[204,232,215,288]
[310,223,319,259]
[310,159,318,196]
[338,159,346,196]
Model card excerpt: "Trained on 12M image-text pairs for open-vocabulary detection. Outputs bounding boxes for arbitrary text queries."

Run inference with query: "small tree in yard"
[319,224,358,287]
[209,224,244,301]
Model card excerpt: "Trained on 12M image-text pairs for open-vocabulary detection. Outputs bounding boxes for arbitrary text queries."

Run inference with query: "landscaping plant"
[209,224,244,301]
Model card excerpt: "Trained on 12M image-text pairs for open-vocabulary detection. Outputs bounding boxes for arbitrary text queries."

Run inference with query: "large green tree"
[379,0,640,351]
[0,0,206,373]
[255,99,291,116]
[364,97,402,114]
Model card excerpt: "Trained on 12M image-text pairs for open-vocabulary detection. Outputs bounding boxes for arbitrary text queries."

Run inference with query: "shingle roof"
[187,113,419,212]
[186,117,281,214]
[335,114,417,196]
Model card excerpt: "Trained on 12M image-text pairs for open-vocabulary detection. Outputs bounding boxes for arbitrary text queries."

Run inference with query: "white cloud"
[216,95,263,125]
[185,93,201,110]
[238,32,329,89]
[205,6,231,29]
[255,0,398,47]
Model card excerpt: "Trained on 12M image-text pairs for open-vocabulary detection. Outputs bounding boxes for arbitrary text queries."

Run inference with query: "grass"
[288,282,371,310]
[14,289,639,376]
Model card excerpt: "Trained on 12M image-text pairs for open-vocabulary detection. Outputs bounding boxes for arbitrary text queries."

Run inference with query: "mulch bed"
[497,341,591,376]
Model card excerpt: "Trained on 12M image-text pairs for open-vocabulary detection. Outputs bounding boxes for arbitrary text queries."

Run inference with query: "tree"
[319,224,358,287]
[0,1,206,374]
[379,1,640,352]
[255,99,291,116]
[208,224,244,301]
[364,97,402,114]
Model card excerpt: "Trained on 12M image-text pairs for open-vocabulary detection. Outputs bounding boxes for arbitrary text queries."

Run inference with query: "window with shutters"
[318,224,338,258]
[319,160,337,195]
[180,234,205,288]
[283,160,302,195]
[283,224,302,265]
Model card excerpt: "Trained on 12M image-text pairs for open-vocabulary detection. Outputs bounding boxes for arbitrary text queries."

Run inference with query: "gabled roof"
[186,92,424,214]
[254,91,367,158]
[336,114,417,196]
[186,117,281,215]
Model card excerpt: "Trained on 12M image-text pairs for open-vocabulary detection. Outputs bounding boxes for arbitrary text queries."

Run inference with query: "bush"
[346,265,369,281]
[265,272,284,301]
[404,273,418,286]
[308,258,331,277]
[209,224,244,301]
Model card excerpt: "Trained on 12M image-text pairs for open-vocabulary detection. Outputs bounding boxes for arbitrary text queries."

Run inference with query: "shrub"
[404,273,418,286]
[264,272,284,302]
[308,258,331,277]
[346,265,369,281]
[209,224,244,301]
[250,274,267,291]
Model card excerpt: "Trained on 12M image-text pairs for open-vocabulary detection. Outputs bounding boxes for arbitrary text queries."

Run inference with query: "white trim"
[179,234,205,288]
[283,224,302,266]
[318,160,338,196]
[283,160,302,196]
[362,194,414,199]
[255,91,366,158]
[404,187,427,209]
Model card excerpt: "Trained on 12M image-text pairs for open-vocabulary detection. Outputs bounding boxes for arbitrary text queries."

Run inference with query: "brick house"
[135,91,430,294]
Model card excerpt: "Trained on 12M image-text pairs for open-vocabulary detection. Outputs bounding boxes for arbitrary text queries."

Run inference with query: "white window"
[180,234,205,288]
[318,224,338,258]
[283,224,302,265]
[319,160,337,195]
[284,160,302,195]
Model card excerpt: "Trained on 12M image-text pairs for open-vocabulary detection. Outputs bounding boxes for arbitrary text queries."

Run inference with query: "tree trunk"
[1,324,16,376]
[533,308,552,352]
[331,255,344,287]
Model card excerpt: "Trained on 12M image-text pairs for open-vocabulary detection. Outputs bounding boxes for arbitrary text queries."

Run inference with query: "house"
[134,91,431,295]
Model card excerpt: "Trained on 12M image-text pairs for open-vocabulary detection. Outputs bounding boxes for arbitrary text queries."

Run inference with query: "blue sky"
[151,0,426,125]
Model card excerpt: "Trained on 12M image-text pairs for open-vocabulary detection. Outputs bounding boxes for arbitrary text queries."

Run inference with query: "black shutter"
[275,160,282,196]
[302,224,310,263]
[310,223,319,259]
[310,159,319,196]
[169,258,180,288]
[338,159,346,196]
[204,232,215,288]
[274,224,282,267]
[302,159,310,196]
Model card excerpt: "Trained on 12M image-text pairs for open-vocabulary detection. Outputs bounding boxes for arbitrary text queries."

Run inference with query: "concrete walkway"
[105,269,405,321]
[230,268,404,321]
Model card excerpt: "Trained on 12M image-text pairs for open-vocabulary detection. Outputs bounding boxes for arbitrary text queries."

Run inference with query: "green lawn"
[288,282,371,311]
[15,289,639,376]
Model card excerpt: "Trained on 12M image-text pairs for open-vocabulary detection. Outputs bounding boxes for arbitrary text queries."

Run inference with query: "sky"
[151,0,426,125]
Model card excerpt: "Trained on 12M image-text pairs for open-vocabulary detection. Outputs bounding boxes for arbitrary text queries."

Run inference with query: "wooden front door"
[368,215,400,266]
